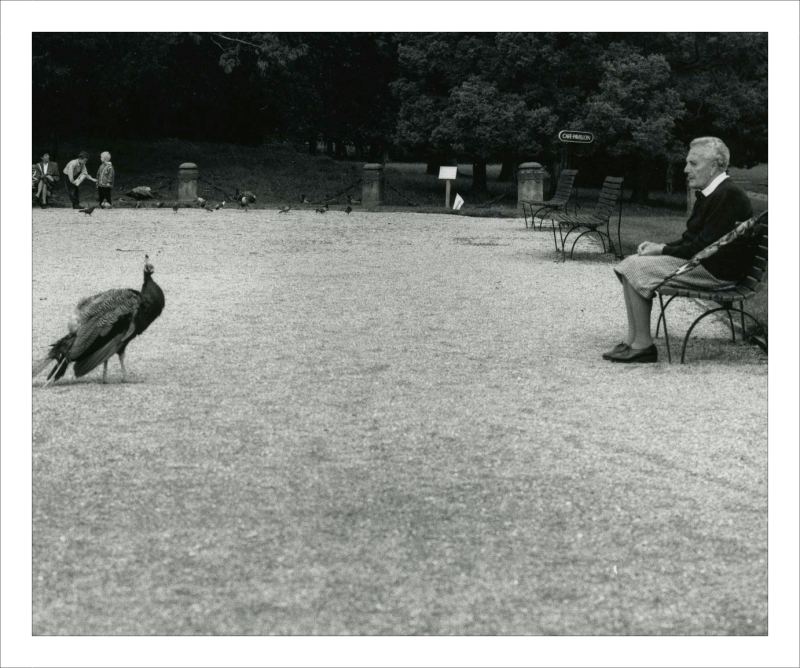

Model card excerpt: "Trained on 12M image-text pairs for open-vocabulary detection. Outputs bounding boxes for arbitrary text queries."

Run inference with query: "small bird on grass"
[278,206,291,214]
[79,206,96,215]
[172,205,179,213]
[345,205,352,215]
[315,206,327,214]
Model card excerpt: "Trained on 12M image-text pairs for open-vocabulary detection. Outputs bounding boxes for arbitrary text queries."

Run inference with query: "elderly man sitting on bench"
[604,136,754,363]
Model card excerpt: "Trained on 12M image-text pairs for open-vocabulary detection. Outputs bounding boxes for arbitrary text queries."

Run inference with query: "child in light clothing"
[97,151,115,207]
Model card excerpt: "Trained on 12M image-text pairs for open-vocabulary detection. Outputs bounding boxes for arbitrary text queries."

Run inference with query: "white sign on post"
[438,166,457,208]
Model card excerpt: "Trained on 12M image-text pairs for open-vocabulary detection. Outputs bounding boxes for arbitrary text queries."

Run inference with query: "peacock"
[33,255,165,385]
[235,188,257,208]
[125,186,157,200]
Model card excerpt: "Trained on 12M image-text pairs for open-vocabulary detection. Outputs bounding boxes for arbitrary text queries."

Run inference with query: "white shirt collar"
[701,172,729,197]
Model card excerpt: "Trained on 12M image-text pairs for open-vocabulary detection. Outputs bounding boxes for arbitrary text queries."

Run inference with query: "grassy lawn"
[33,209,766,635]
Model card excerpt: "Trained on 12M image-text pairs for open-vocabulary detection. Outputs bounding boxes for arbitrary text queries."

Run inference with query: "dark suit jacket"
[33,161,60,184]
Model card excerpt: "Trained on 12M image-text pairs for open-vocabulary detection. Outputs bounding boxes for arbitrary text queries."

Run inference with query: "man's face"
[42,154,49,163]
[684,148,721,191]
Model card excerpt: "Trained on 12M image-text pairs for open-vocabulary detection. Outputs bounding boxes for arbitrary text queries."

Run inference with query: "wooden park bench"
[552,176,624,261]
[654,211,768,363]
[521,168,578,229]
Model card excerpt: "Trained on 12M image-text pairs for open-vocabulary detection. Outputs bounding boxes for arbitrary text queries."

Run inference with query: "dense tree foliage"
[33,32,767,200]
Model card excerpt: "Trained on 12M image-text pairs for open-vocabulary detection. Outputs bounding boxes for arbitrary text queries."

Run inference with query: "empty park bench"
[552,176,624,261]
[654,211,768,363]
[521,168,579,229]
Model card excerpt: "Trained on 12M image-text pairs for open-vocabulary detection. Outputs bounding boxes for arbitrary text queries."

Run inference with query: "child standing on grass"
[97,151,115,208]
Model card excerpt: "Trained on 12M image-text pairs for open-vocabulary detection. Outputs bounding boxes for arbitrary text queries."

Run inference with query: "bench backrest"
[590,176,624,224]
[551,169,578,203]
[737,212,768,296]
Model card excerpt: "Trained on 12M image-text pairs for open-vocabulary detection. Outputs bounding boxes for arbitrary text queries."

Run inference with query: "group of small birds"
[193,188,257,212]
[278,201,352,215]
[290,192,359,215]
[79,186,360,216]
[76,185,259,213]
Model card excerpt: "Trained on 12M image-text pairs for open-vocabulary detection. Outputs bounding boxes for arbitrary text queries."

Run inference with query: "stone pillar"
[362,163,384,208]
[178,162,199,203]
[517,162,546,212]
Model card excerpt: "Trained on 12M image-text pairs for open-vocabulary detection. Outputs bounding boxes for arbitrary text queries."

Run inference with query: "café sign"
[558,130,594,144]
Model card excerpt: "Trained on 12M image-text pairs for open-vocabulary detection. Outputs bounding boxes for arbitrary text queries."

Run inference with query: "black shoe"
[608,344,658,363]
[602,342,629,360]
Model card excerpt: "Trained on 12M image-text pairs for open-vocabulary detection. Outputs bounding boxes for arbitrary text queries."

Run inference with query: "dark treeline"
[33,32,766,201]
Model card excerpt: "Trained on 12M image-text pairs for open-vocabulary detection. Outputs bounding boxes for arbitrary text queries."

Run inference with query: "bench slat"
[740,276,760,291]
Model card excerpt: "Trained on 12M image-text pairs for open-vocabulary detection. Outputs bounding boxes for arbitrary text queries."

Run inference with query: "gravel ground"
[32,208,767,635]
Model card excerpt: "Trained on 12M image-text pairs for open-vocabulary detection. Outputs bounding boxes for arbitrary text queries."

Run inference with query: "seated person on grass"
[604,136,753,364]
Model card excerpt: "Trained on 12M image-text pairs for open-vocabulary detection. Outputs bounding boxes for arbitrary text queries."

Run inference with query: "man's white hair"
[689,137,730,171]
[101,151,111,161]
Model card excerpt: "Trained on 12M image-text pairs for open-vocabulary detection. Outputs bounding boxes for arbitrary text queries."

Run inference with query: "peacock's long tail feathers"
[35,333,76,383]
[32,357,52,377]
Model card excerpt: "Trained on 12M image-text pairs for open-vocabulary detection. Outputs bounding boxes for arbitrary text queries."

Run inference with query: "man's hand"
[637,241,665,256]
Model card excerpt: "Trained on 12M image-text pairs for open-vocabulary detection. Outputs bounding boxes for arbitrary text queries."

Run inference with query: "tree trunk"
[664,161,674,195]
[629,168,650,204]
[498,156,517,182]
[334,141,347,159]
[308,135,318,156]
[472,160,488,194]
[325,139,335,157]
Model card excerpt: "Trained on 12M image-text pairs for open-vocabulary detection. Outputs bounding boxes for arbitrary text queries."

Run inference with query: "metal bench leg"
[734,307,767,348]
[554,223,567,260]
[561,226,577,261]
[533,206,550,230]
[680,306,730,363]
[658,293,672,363]
[568,229,604,259]
[726,308,736,342]
[655,295,676,338]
